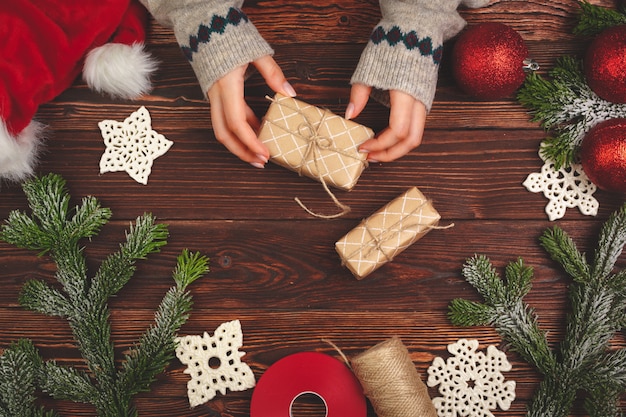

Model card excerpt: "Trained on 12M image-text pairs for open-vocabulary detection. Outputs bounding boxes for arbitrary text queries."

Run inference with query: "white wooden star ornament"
[98,106,173,184]
[175,320,256,408]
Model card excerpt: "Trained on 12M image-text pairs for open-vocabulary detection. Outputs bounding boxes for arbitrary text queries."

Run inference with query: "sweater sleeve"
[350,0,489,111]
[139,0,273,96]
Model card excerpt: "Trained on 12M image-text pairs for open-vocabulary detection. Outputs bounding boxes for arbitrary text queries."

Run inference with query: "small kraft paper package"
[336,187,447,279]
[258,93,373,193]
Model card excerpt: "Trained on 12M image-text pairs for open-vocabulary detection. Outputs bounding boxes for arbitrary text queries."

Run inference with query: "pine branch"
[118,250,208,399]
[171,249,209,290]
[525,370,578,417]
[66,196,112,242]
[0,174,209,416]
[560,283,616,369]
[573,1,626,37]
[88,214,168,304]
[450,203,626,416]
[584,385,622,417]
[0,340,60,417]
[582,349,626,390]
[539,226,590,283]
[592,204,626,281]
[517,56,626,170]
[460,254,506,305]
[448,299,496,326]
[39,361,98,403]
[20,173,71,239]
[18,280,71,317]
[504,257,534,302]
[451,256,556,375]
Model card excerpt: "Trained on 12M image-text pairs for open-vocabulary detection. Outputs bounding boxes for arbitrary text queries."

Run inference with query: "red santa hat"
[0,0,157,182]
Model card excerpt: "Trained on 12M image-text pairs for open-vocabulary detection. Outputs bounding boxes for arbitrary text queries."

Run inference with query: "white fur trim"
[0,120,45,182]
[83,42,158,100]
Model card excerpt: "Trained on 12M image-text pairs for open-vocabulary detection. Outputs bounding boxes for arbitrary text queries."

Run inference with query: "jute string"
[350,337,438,417]
[342,199,454,265]
[264,95,368,218]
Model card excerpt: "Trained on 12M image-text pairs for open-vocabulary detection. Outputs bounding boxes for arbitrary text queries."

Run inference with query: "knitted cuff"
[350,38,440,112]
[461,0,490,8]
[174,7,274,95]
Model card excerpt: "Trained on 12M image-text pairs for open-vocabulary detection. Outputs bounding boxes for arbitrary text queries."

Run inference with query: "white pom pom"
[83,42,158,100]
[0,120,45,182]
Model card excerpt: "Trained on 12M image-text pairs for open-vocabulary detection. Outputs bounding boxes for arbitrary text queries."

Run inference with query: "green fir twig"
[0,174,209,416]
[449,204,626,417]
[574,1,626,37]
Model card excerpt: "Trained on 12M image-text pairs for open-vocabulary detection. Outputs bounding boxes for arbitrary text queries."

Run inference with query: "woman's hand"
[346,84,426,162]
[207,55,296,168]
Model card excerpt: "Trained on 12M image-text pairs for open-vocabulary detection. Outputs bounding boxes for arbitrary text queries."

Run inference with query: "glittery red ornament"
[452,22,530,100]
[580,118,626,193]
[584,25,626,103]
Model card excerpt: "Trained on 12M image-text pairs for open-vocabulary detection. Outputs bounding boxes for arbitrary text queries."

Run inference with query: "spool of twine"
[351,337,438,417]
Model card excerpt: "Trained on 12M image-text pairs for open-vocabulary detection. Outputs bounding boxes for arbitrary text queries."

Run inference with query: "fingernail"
[251,162,265,169]
[256,153,269,163]
[345,103,355,120]
[368,158,380,163]
[283,82,297,97]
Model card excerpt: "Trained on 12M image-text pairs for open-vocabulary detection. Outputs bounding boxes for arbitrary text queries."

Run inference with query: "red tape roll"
[250,352,367,417]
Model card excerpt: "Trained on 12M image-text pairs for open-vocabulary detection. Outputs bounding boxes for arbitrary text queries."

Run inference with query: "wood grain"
[1,1,624,416]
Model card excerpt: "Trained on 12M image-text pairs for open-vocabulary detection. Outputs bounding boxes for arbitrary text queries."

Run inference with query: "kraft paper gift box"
[335,187,443,280]
[258,93,373,191]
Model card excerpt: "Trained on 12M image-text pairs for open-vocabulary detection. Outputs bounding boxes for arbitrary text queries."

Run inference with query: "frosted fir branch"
[39,361,97,404]
[0,340,60,417]
[584,387,622,417]
[539,226,589,283]
[518,56,626,169]
[592,204,626,281]
[0,174,208,416]
[450,256,556,375]
[583,349,626,389]
[88,214,169,304]
[450,203,626,416]
[18,279,71,318]
[119,251,208,399]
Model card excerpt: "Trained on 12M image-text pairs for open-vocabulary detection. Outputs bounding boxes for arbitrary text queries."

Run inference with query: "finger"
[245,104,261,132]
[208,88,259,162]
[220,73,269,160]
[254,55,296,97]
[366,100,426,162]
[387,90,415,139]
[207,69,268,164]
[359,92,414,153]
[346,83,372,119]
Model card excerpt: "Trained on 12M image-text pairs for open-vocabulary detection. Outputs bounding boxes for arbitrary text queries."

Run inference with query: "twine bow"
[265,95,368,219]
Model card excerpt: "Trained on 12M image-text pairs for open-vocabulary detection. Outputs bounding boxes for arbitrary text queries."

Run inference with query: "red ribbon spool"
[250,352,367,417]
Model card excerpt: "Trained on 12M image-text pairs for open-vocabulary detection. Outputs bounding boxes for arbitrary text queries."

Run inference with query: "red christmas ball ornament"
[584,25,626,103]
[452,22,533,100]
[580,118,626,193]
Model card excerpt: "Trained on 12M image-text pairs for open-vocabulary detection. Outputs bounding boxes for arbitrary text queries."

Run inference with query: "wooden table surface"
[1,1,625,416]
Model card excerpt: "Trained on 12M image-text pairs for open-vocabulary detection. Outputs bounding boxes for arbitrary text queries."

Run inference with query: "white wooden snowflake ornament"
[523,149,598,221]
[175,320,255,408]
[427,339,516,417]
[98,106,173,185]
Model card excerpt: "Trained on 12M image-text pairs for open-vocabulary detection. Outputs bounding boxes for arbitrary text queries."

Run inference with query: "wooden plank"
[0,219,619,310]
[1,125,622,221]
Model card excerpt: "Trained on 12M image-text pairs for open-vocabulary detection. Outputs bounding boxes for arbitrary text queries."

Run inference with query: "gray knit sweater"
[140,0,489,111]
